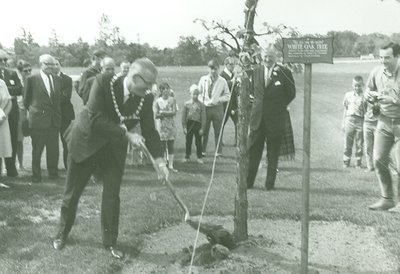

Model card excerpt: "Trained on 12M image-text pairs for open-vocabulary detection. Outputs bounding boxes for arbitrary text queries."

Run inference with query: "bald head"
[100,57,115,74]
[263,47,277,69]
[126,58,158,96]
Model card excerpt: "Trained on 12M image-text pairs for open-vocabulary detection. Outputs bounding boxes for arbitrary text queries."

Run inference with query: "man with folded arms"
[52,58,169,259]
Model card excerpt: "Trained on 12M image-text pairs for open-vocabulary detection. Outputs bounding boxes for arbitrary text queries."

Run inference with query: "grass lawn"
[1,61,400,273]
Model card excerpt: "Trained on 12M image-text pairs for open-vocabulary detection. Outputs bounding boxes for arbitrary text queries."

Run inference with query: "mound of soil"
[122,217,399,273]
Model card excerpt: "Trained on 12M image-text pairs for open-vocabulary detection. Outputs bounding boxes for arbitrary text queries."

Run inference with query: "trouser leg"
[247,125,265,188]
[265,131,283,188]
[185,123,194,158]
[202,110,212,153]
[31,128,46,181]
[46,126,60,177]
[212,106,224,154]
[343,118,356,162]
[193,123,203,158]
[374,120,394,199]
[100,154,123,247]
[364,122,376,170]
[57,154,96,238]
[4,101,19,176]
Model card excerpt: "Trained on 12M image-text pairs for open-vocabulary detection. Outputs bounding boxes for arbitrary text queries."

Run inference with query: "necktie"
[208,78,214,98]
[48,74,55,101]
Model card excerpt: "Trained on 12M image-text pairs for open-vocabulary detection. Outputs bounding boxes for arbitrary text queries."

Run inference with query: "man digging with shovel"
[52,58,169,259]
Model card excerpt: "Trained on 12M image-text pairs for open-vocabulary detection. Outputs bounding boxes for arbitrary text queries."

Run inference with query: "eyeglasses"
[43,62,56,66]
[23,69,32,73]
[0,58,8,62]
[136,74,153,88]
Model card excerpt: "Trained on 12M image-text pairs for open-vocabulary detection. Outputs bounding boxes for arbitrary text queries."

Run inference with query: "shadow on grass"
[249,186,371,197]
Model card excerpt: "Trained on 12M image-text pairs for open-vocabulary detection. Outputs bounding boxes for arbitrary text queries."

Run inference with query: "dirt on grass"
[122,216,399,274]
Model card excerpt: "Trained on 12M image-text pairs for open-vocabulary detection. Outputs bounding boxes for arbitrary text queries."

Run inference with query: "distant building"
[360,54,375,60]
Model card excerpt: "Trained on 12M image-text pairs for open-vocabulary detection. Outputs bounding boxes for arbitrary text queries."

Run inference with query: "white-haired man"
[53,58,169,259]
[24,54,61,183]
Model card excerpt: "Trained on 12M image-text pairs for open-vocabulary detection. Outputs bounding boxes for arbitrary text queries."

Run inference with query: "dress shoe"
[368,198,395,211]
[265,185,275,191]
[53,237,66,250]
[106,246,124,259]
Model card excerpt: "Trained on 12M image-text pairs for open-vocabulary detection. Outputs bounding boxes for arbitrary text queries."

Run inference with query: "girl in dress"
[154,82,178,172]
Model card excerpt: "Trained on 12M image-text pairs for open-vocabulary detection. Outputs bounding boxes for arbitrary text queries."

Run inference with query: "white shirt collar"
[223,67,233,78]
[123,76,130,102]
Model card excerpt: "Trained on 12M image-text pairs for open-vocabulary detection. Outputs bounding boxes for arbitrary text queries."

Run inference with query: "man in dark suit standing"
[0,50,23,177]
[54,60,74,169]
[52,58,169,259]
[24,54,61,183]
[78,49,106,104]
[247,48,296,190]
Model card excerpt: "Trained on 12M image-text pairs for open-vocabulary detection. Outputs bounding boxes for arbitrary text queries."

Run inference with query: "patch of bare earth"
[122,217,399,274]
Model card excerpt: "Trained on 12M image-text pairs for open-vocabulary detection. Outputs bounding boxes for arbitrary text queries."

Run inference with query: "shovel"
[139,142,235,250]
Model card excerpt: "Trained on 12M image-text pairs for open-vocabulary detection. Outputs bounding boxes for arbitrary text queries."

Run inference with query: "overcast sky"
[1,0,399,49]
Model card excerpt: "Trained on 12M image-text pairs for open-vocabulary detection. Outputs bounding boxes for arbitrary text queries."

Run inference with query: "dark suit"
[247,64,296,189]
[59,72,75,169]
[78,65,101,105]
[56,74,163,247]
[0,68,22,176]
[220,70,239,146]
[24,73,61,181]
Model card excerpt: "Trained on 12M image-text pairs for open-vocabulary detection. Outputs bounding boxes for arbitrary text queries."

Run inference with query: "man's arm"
[181,103,188,130]
[23,76,33,109]
[7,71,23,96]
[87,75,126,141]
[61,75,73,102]
[282,67,296,105]
[219,79,231,103]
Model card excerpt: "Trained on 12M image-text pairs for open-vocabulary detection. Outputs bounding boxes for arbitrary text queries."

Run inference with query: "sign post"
[282,37,333,274]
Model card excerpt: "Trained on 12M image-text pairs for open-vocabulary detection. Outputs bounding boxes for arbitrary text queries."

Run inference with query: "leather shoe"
[368,198,395,210]
[53,237,66,250]
[106,246,124,259]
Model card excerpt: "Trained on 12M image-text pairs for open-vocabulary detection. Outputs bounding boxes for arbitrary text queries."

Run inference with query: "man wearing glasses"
[52,58,169,259]
[0,50,23,177]
[24,54,61,183]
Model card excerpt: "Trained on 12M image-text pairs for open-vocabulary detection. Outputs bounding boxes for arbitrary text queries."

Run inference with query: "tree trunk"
[234,74,251,242]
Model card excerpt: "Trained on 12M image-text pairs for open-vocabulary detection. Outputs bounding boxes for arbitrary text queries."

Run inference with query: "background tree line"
[1,14,400,67]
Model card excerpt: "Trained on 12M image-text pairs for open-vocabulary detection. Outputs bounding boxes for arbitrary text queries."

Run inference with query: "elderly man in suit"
[24,54,61,183]
[0,50,23,177]
[53,60,74,169]
[247,48,296,190]
[52,58,169,259]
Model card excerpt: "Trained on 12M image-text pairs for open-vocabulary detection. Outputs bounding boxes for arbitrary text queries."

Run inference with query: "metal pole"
[301,63,312,274]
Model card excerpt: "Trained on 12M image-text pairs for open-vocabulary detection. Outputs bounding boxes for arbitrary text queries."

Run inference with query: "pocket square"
[274,81,281,86]
[9,80,15,85]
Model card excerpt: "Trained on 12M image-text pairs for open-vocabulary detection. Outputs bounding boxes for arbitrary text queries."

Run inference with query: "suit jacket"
[0,68,23,97]
[250,64,296,133]
[78,65,101,104]
[220,69,238,112]
[67,74,163,169]
[59,72,75,124]
[24,73,62,129]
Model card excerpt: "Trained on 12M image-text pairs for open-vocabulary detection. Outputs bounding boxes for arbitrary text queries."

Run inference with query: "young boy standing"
[182,84,206,164]
[342,76,365,168]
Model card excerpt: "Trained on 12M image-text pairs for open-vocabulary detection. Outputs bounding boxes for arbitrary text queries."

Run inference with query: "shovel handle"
[139,143,191,220]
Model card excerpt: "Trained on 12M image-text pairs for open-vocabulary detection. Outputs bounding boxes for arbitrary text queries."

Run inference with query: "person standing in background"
[0,79,12,185]
[198,59,230,157]
[0,50,23,177]
[24,54,61,183]
[54,60,75,169]
[15,60,32,170]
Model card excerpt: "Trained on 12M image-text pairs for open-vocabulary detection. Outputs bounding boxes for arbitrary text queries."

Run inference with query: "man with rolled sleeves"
[198,59,230,156]
[0,50,23,177]
[52,58,169,259]
[366,42,400,211]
